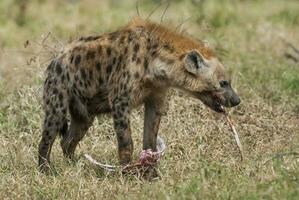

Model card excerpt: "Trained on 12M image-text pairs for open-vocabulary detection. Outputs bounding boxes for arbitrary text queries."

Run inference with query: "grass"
[0,0,299,199]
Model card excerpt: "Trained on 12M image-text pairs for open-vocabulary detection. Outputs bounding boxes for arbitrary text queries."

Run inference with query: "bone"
[84,136,166,172]
[221,106,244,161]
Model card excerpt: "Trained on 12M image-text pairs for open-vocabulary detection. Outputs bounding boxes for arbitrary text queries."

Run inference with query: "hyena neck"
[96,26,176,87]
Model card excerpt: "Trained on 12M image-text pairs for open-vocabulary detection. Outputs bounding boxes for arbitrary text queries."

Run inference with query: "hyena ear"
[184,50,208,75]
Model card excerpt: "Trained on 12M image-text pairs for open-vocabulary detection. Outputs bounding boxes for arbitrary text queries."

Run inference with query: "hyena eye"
[219,80,229,88]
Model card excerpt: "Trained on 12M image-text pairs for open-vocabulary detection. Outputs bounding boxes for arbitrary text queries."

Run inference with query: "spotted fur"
[38,17,240,171]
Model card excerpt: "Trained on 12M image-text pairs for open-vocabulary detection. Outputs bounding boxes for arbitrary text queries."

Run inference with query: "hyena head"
[179,49,240,112]
[168,48,241,112]
[154,47,241,112]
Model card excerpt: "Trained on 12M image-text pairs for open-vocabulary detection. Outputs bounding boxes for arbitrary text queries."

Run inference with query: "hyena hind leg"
[60,117,94,159]
[38,106,67,172]
[60,96,95,159]
[38,85,68,172]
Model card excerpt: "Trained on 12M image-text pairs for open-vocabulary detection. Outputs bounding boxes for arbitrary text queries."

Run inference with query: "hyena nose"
[231,96,241,107]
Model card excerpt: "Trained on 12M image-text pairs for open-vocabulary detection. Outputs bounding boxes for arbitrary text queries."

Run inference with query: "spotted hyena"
[38,17,240,171]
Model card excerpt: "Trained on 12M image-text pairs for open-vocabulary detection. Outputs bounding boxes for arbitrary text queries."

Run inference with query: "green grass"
[0,0,299,199]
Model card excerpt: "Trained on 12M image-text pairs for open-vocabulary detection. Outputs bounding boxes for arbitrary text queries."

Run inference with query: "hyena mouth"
[210,91,226,113]
[195,90,226,113]
[214,99,225,113]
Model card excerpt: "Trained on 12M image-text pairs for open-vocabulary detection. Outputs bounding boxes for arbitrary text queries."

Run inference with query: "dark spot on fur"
[99,77,103,85]
[45,110,50,116]
[179,54,185,60]
[151,50,157,57]
[88,69,93,79]
[98,45,102,55]
[112,57,116,65]
[134,72,140,79]
[131,54,136,62]
[156,69,168,80]
[112,112,118,118]
[55,121,60,127]
[70,55,74,63]
[120,35,126,44]
[79,35,101,42]
[61,74,65,82]
[44,131,49,136]
[52,107,56,114]
[136,57,141,65]
[86,50,95,60]
[106,64,112,74]
[73,88,78,96]
[123,91,128,97]
[124,47,128,55]
[96,62,101,71]
[74,74,79,81]
[48,135,53,140]
[163,43,174,53]
[128,31,134,42]
[118,55,123,63]
[152,43,159,49]
[75,55,81,66]
[80,68,87,80]
[44,77,49,85]
[55,63,62,75]
[58,93,63,101]
[106,47,112,56]
[134,44,139,53]
[144,58,148,70]
[86,80,91,87]
[122,101,128,107]
[53,88,58,94]
[109,31,119,40]
[62,108,67,114]
[47,60,55,72]
[116,63,121,71]
[146,44,151,51]
[161,57,175,65]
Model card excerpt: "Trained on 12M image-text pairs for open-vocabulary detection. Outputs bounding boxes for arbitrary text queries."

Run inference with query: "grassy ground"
[1,0,299,199]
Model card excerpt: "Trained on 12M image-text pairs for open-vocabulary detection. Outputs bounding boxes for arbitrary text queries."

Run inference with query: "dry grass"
[0,0,299,199]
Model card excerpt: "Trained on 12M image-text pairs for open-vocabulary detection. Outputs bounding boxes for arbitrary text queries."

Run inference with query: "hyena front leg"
[111,97,133,165]
[143,95,165,151]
